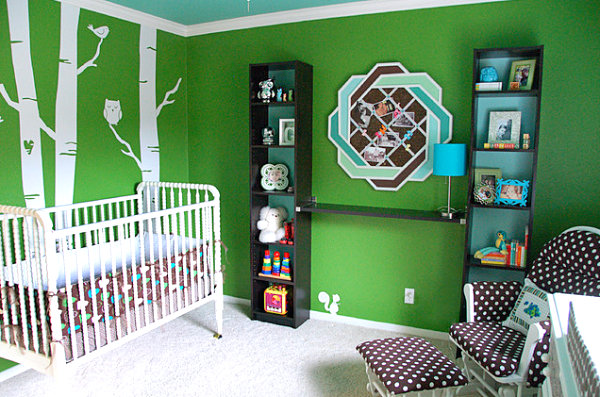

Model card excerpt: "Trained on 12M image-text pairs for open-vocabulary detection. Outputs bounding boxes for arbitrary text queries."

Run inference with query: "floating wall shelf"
[299,201,466,224]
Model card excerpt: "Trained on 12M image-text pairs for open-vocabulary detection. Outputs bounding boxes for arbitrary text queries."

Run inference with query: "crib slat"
[0,215,14,344]
[97,225,113,345]
[32,220,50,355]
[117,224,132,335]
[85,230,102,348]
[22,219,39,353]
[74,227,91,357]
[61,241,79,360]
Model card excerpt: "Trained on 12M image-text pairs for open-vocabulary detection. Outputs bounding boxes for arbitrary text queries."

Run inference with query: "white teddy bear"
[257,206,287,243]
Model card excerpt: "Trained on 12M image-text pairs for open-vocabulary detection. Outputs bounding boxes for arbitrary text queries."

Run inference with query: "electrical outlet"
[404,288,415,304]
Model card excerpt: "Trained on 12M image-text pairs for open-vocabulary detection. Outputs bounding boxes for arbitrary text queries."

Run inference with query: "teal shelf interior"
[467,206,530,256]
[475,96,538,149]
[472,151,534,181]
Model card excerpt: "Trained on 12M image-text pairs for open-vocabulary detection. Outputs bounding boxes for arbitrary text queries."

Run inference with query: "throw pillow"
[502,278,550,334]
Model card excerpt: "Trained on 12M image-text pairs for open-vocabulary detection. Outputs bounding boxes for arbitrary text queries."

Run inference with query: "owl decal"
[103,99,122,125]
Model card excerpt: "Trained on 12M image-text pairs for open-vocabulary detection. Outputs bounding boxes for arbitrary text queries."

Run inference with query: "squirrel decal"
[318,291,340,315]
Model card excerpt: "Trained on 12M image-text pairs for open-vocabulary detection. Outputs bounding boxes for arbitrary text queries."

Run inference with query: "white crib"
[0,182,223,376]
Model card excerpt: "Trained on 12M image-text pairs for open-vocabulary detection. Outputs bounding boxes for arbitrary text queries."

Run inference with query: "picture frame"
[279,119,295,146]
[509,59,536,91]
[473,168,502,190]
[488,111,521,146]
[473,183,495,206]
[494,178,530,207]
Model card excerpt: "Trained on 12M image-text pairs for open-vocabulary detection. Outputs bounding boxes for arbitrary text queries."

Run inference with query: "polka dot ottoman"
[356,337,468,396]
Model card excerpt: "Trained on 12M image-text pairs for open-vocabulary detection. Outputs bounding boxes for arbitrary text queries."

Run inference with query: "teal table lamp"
[433,143,467,219]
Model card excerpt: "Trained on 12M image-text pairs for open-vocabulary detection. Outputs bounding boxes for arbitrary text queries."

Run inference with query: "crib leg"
[213,272,224,339]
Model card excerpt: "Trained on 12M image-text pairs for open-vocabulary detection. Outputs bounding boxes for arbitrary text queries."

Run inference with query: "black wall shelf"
[299,202,466,224]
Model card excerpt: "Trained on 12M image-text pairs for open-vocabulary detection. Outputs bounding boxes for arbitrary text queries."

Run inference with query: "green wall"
[0,1,187,372]
[187,0,600,331]
[1,0,599,376]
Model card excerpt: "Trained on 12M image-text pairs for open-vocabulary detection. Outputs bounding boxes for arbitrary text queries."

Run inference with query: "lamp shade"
[433,143,467,176]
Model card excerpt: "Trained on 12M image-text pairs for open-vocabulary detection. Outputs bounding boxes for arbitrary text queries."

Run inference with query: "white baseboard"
[224,295,448,340]
[0,364,28,383]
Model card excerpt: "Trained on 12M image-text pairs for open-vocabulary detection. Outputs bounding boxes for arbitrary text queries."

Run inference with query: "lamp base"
[438,208,459,219]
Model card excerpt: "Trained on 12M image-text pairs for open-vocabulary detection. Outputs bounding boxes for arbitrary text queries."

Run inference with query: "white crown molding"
[61,0,507,37]
[57,0,188,36]
[186,0,508,36]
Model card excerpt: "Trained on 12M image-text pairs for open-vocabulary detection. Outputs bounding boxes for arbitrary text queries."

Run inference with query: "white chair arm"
[463,284,476,322]
[516,321,548,377]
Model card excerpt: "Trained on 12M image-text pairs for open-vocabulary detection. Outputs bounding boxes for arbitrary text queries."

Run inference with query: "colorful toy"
[474,230,509,259]
[260,250,272,275]
[264,284,288,315]
[279,220,294,244]
[280,252,291,280]
[272,251,281,276]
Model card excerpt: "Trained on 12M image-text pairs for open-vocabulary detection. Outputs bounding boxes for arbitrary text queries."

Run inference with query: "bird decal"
[88,24,109,39]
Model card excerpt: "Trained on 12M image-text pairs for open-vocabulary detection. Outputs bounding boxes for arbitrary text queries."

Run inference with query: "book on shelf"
[475,82,503,91]
[483,143,519,149]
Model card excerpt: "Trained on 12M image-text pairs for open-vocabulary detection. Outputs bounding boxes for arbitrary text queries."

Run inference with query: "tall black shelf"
[249,61,312,328]
[460,46,544,319]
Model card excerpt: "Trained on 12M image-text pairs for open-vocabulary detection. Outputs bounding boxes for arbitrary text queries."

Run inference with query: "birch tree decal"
[139,25,181,181]
[55,0,110,206]
[104,99,143,170]
[1,0,48,208]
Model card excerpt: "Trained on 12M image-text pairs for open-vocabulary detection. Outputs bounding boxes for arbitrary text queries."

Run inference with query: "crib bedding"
[1,245,209,360]
[1,232,200,290]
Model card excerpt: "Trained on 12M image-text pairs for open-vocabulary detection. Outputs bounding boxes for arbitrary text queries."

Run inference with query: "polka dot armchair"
[449,226,600,397]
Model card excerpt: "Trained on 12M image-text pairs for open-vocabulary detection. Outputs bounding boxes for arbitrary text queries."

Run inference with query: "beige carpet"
[0,301,465,397]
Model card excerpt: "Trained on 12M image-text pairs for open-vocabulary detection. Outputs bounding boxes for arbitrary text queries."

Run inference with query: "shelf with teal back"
[460,46,544,320]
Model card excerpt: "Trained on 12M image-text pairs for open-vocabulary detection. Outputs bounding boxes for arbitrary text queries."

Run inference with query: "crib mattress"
[1,247,212,361]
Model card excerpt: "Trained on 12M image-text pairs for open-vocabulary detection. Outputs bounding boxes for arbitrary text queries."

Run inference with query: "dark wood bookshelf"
[460,45,544,320]
[249,61,312,329]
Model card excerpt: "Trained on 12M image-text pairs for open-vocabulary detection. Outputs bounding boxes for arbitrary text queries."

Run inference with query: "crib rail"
[0,182,222,374]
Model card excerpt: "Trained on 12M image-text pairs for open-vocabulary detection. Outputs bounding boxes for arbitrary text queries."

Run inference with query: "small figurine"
[276,88,283,102]
[257,78,275,102]
[522,133,530,150]
[282,93,287,102]
[474,230,509,259]
[479,66,499,82]
[262,127,274,145]
[287,89,294,102]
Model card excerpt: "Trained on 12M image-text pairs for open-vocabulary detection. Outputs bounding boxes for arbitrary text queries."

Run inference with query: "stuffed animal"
[257,206,287,243]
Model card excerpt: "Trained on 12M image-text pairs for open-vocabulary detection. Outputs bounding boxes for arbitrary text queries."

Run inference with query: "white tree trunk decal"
[54,4,79,207]
[2,0,46,208]
[55,2,109,206]
[139,26,181,181]
[2,1,109,208]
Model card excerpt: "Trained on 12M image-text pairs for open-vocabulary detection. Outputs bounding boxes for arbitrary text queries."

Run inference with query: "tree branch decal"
[103,99,142,170]
[0,83,56,140]
[78,25,109,75]
[156,77,182,117]
[108,124,142,170]
[0,83,21,112]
